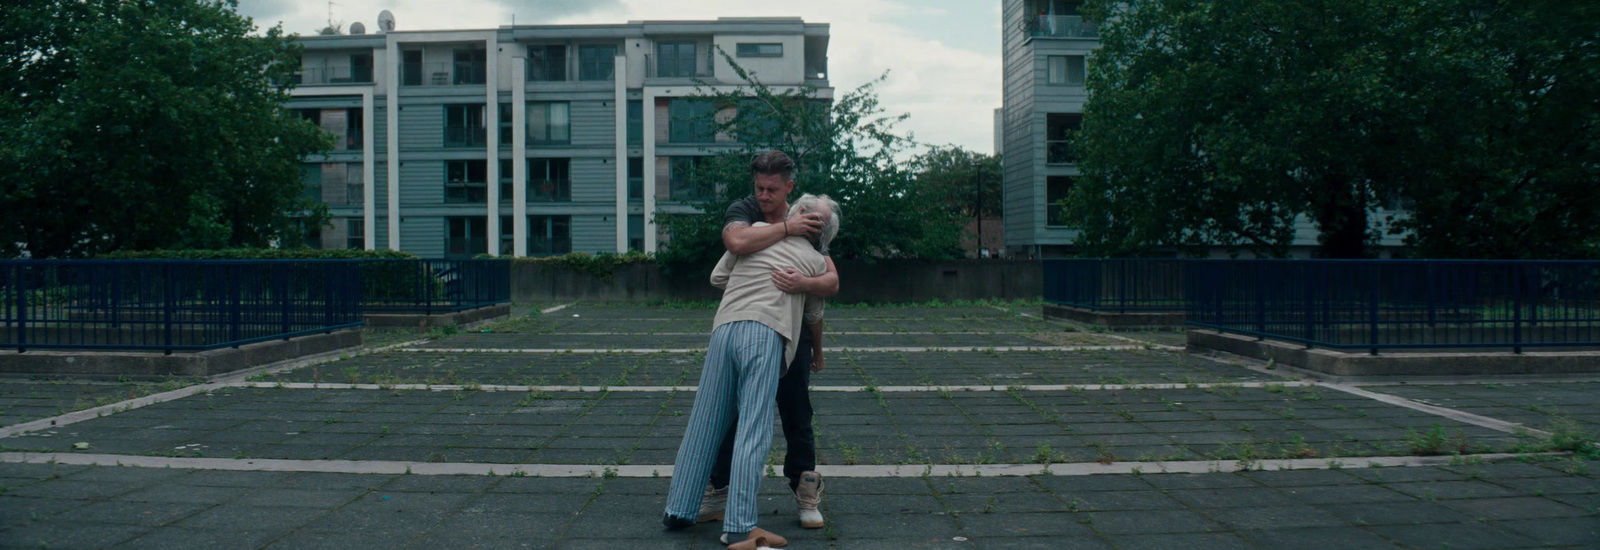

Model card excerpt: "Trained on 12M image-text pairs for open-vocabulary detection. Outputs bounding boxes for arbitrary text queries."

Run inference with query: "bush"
[512,251,654,282]
[96,249,418,261]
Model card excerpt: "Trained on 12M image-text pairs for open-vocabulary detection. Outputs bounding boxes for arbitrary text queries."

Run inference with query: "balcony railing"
[1026,15,1099,39]
[1047,140,1079,164]
[444,126,488,147]
[294,65,374,85]
[528,179,572,202]
[401,62,486,86]
[645,54,714,79]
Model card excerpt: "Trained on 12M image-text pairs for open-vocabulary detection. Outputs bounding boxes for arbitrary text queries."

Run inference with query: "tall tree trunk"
[1316,177,1369,259]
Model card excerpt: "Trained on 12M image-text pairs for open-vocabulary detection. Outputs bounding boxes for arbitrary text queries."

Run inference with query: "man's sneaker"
[698,483,727,522]
[794,471,824,529]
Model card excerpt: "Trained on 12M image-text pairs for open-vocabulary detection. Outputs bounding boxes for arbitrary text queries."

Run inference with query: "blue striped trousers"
[664,321,783,535]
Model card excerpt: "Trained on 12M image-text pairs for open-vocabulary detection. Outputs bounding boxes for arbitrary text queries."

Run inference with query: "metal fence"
[1186,260,1600,352]
[1043,259,1187,312]
[1,260,364,353]
[358,259,511,314]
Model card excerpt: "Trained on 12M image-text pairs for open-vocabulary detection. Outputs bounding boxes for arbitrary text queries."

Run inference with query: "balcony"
[1026,15,1099,39]
[444,127,488,147]
[645,54,713,79]
[528,178,572,202]
[1047,140,1079,164]
[294,65,373,85]
[402,62,487,86]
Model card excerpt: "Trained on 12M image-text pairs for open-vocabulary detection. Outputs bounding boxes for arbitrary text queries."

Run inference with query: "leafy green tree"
[0,0,332,258]
[655,55,966,276]
[1069,0,1600,259]
[911,147,1001,220]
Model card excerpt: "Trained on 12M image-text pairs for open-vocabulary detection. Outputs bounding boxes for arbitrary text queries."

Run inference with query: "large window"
[1046,113,1082,164]
[579,45,617,81]
[499,215,514,256]
[1046,176,1073,226]
[345,163,364,206]
[736,43,783,58]
[345,108,363,149]
[401,50,422,86]
[346,219,365,250]
[628,214,644,252]
[445,160,488,203]
[498,159,514,203]
[350,53,373,83]
[300,163,322,202]
[528,102,570,145]
[669,98,716,143]
[446,216,489,258]
[656,42,697,77]
[528,45,566,82]
[670,156,712,201]
[444,104,487,147]
[499,103,513,146]
[737,98,779,140]
[528,158,571,202]
[529,215,572,256]
[1047,55,1086,86]
[627,157,643,200]
[453,48,486,85]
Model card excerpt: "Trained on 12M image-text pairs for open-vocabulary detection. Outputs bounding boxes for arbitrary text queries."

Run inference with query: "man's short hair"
[788,193,841,255]
[750,150,794,181]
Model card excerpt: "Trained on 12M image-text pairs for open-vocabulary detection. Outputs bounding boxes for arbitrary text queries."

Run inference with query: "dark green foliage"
[1070,0,1600,259]
[654,51,967,278]
[0,0,332,258]
[97,249,418,260]
[511,251,655,282]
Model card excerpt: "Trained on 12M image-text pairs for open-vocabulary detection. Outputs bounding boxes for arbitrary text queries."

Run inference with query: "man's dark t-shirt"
[724,195,814,347]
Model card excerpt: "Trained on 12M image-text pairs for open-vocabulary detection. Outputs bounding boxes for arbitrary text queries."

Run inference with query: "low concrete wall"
[364,304,512,330]
[0,329,362,379]
[511,260,1041,304]
[1042,303,1185,329]
[1188,329,1600,377]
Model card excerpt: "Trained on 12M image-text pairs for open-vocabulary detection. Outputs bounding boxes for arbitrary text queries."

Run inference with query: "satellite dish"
[377,10,395,33]
[348,21,366,35]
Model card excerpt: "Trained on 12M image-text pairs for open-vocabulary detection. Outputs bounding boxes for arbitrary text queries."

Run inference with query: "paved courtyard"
[1,302,1596,549]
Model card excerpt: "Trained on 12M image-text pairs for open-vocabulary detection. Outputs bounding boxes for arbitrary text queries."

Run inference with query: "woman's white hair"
[787,193,841,254]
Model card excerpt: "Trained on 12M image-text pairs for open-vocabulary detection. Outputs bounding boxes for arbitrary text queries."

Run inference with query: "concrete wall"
[511,260,1043,304]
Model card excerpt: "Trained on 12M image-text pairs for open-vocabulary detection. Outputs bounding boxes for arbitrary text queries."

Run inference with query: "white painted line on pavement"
[228,381,1314,393]
[539,303,575,315]
[397,345,1179,354]
[2,451,1560,478]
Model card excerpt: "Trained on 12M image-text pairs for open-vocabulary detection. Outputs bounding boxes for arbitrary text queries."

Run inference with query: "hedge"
[96,249,418,261]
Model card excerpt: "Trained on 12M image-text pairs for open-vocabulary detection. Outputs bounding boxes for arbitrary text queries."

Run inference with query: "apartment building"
[999,0,1403,258]
[287,17,831,258]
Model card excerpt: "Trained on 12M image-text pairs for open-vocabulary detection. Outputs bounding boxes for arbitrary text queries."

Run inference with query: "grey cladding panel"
[402,217,445,258]
[570,100,617,147]
[399,104,444,150]
[571,215,616,254]
[570,158,617,204]
[400,160,444,206]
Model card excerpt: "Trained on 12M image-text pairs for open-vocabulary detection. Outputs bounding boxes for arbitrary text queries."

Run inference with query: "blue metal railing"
[358,259,511,314]
[1,260,364,353]
[1043,259,1186,312]
[1186,260,1600,352]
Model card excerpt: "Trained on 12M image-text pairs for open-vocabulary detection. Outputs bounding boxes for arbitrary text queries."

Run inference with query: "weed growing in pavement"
[1031,442,1055,464]
[1406,423,1470,456]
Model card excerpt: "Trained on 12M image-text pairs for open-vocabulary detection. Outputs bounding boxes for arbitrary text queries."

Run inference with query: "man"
[701,150,838,530]
[663,194,842,550]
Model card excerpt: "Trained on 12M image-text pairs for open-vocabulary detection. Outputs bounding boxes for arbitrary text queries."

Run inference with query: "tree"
[1069,0,1600,259]
[654,54,967,277]
[911,147,1001,220]
[0,0,332,258]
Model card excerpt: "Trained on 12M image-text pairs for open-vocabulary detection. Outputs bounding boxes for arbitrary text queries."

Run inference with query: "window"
[1046,113,1082,164]
[349,53,373,82]
[527,102,570,144]
[579,45,617,80]
[528,158,571,202]
[736,43,783,57]
[627,100,643,146]
[347,219,365,250]
[300,163,322,202]
[447,216,489,258]
[499,215,514,256]
[346,163,364,206]
[528,45,566,82]
[528,215,572,256]
[670,156,712,201]
[401,50,422,86]
[669,98,715,143]
[445,104,487,147]
[445,160,488,203]
[345,108,363,149]
[499,159,514,203]
[628,214,644,252]
[499,103,513,146]
[1047,176,1073,226]
[656,42,697,77]
[453,48,486,85]
[292,108,319,123]
[1047,55,1086,85]
[299,219,323,250]
[627,157,643,200]
[737,98,779,139]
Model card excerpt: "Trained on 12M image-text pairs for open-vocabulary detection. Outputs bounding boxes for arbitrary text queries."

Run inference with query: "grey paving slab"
[1361,381,1600,432]
[0,379,200,427]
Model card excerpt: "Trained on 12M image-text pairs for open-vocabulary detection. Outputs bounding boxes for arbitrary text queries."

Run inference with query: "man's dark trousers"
[710,342,815,491]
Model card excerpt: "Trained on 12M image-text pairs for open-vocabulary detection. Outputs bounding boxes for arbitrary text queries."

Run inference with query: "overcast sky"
[235,0,1003,155]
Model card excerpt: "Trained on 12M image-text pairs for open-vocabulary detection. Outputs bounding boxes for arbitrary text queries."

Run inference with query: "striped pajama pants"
[664,321,783,536]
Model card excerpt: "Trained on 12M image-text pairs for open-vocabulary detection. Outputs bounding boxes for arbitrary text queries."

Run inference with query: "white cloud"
[234,0,1001,154]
